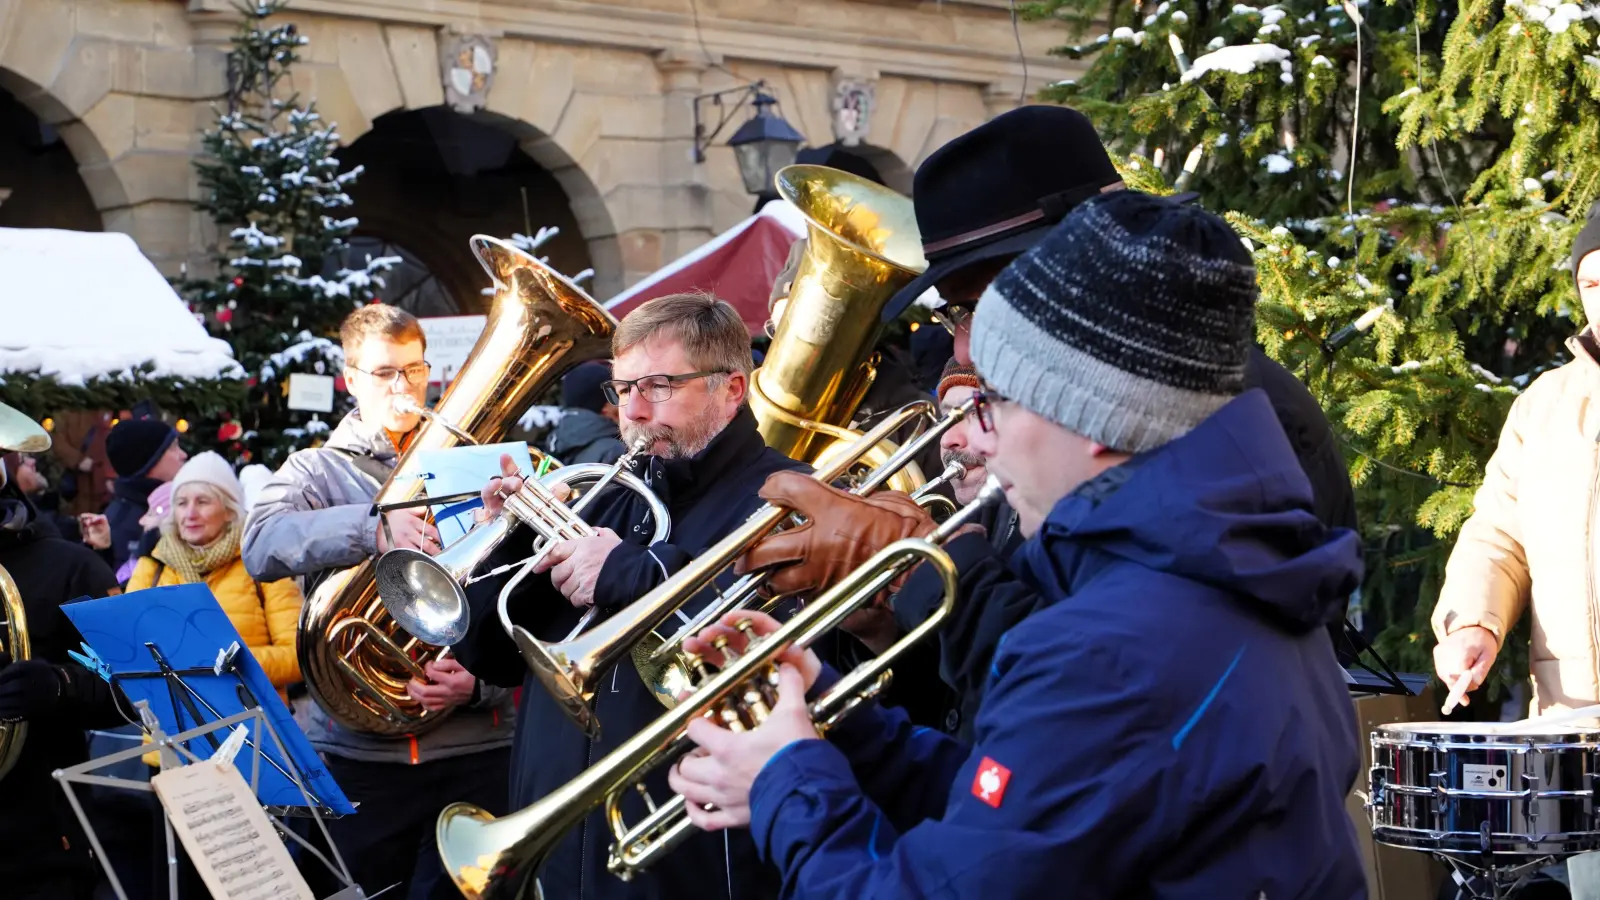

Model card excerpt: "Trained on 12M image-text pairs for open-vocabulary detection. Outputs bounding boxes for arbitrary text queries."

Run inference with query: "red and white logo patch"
[971,757,1011,808]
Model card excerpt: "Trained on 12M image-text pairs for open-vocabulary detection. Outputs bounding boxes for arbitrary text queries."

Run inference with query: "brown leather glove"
[734,471,938,600]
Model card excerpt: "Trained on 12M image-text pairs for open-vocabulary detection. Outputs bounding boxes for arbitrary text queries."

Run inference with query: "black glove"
[0,659,65,720]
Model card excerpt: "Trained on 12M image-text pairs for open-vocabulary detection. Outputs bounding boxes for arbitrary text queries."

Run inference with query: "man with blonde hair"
[455,291,806,900]
[244,304,515,900]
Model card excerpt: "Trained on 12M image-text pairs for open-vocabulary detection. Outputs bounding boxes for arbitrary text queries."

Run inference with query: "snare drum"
[1368,721,1600,856]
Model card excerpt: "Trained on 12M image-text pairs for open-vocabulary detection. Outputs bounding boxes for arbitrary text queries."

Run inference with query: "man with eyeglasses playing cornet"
[454,292,808,900]
[668,193,1368,898]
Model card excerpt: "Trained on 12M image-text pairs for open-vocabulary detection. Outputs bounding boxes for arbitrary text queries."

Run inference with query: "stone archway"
[333,106,597,316]
[290,21,627,299]
[0,78,101,231]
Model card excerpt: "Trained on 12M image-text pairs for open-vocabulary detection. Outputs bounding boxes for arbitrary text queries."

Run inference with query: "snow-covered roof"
[0,228,242,385]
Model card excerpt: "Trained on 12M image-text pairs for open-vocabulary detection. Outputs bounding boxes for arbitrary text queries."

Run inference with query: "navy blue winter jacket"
[745,389,1367,899]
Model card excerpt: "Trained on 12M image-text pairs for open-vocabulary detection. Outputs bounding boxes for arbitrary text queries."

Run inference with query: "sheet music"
[151,761,314,900]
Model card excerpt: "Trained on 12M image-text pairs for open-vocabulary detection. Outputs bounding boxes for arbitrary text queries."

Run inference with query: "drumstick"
[1441,671,1474,715]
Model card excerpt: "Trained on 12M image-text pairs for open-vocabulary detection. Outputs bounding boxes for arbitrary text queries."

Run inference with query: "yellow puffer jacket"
[126,554,304,691]
[1432,333,1600,714]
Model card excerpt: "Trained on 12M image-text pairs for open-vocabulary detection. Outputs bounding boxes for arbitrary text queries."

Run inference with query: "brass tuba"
[750,165,929,492]
[0,401,50,780]
[298,236,618,737]
[0,566,29,781]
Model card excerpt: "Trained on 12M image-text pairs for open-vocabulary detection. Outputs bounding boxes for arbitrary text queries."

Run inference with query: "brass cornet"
[435,478,1005,900]
[375,439,667,648]
[633,396,978,704]
[498,400,943,739]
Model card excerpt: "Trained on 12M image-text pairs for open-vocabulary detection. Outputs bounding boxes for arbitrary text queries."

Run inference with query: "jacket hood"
[1014,389,1361,633]
[325,409,401,463]
[547,409,622,457]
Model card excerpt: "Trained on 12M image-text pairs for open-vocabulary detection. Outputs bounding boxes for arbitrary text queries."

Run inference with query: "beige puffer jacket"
[1432,334,1600,714]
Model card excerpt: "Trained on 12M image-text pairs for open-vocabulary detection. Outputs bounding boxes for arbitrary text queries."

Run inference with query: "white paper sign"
[286,373,335,413]
[420,315,487,386]
[151,761,314,900]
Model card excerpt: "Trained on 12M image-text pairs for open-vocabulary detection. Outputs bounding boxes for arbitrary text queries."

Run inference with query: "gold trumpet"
[437,478,1005,900]
[0,401,50,781]
[297,235,619,737]
[633,396,978,704]
[502,399,940,739]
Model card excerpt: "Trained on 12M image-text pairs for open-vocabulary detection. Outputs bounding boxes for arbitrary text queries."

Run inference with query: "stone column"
[651,48,718,281]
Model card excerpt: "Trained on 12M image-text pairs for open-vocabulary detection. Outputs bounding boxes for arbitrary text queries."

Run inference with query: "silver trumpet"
[376,435,668,647]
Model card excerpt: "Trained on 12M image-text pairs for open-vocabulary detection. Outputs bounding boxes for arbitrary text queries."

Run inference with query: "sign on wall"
[419,315,487,386]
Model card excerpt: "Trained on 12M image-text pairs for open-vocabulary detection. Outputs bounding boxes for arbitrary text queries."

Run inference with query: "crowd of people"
[7,101,1600,900]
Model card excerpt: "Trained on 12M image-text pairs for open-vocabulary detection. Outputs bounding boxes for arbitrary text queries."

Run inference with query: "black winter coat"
[894,348,1359,741]
[544,409,627,466]
[0,505,121,887]
[455,406,806,900]
[104,475,162,568]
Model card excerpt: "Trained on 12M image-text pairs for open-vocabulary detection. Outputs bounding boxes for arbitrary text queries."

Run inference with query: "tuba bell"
[297,236,619,737]
[0,400,50,780]
[750,165,930,493]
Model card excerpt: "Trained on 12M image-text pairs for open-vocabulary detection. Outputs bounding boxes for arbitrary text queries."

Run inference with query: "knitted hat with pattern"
[968,190,1258,453]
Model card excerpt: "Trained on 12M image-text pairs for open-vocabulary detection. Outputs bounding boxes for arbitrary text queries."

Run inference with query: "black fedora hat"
[881,105,1124,322]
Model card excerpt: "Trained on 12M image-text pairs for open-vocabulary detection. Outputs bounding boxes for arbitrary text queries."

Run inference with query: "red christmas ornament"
[217,308,234,324]
[232,277,244,287]
[246,376,258,388]
[368,296,382,305]
[218,422,243,442]
[334,374,347,393]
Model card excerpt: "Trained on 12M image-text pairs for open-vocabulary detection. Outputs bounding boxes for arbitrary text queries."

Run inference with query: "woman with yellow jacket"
[126,451,303,695]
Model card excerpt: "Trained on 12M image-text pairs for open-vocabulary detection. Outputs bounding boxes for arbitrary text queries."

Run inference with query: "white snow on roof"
[0,228,242,385]
[1181,43,1293,83]
[603,199,807,311]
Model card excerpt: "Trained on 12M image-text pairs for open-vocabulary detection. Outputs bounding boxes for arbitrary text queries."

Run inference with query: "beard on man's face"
[621,401,723,460]
[941,448,984,473]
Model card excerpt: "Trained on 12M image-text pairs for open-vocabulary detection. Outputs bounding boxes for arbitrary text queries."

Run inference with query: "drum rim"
[1375,721,1600,742]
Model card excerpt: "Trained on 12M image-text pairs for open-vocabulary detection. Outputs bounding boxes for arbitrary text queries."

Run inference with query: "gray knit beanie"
[968,190,1258,453]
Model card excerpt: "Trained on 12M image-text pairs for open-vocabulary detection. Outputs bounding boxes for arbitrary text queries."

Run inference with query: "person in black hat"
[542,361,627,465]
[101,418,186,569]
[759,106,1361,732]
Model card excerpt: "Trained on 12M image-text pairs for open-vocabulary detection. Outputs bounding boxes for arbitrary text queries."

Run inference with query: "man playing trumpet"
[455,292,806,900]
[669,193,1367,897]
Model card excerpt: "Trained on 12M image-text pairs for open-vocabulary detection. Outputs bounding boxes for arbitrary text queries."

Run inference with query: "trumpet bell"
[375,548,472,646]
[376,514,515,646]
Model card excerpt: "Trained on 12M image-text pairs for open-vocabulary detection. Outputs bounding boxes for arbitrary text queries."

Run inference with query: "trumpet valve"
[712,634,739,663]
[634,781,658,814]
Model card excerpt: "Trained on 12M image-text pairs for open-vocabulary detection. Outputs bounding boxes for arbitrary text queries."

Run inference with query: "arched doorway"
[330,107,596,316]
[0,83,99,231]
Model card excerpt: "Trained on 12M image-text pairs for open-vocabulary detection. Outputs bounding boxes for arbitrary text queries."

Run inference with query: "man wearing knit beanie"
[932,358,994,507]
[102,418,186,569]
[676,192,1367,898]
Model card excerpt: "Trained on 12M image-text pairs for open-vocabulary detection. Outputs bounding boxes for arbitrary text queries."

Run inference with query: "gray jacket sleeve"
[242,455,380,583]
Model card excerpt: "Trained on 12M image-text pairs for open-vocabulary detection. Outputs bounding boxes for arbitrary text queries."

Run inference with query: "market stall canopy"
[0,228,241,384]
[604,200,807,334]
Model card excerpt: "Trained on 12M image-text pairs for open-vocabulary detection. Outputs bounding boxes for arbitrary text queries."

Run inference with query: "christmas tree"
[178,1,396,469]
[1025,0,1600,696]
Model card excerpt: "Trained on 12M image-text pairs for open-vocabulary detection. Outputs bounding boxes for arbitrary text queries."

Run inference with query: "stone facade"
[0,0,1081,304]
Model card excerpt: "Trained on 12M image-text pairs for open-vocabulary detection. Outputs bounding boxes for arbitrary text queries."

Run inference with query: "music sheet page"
[151,761,314,900]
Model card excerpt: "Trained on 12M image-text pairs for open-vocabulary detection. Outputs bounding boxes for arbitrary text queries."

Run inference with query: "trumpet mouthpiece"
[393,395,424,416]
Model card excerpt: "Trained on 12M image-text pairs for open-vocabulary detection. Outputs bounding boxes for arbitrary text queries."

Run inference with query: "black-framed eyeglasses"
[352,361,431,385]
[930,303,975,337]
[602,370,729,405]
[972,387,1007,434]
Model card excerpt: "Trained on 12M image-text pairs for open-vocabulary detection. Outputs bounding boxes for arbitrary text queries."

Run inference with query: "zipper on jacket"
[577,685,599,900]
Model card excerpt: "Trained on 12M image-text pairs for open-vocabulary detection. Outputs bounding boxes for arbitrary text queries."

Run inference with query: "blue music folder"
[411,441,535,545]
[61,584,355,814]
